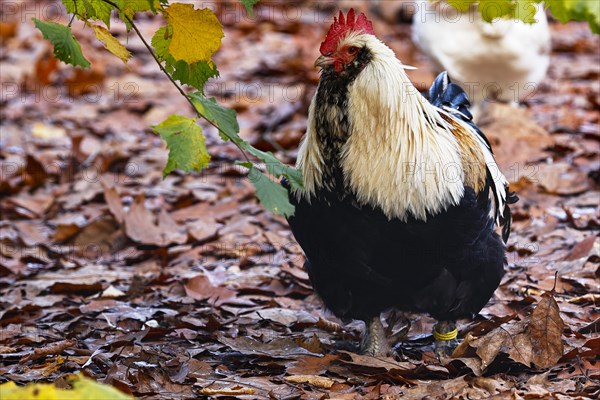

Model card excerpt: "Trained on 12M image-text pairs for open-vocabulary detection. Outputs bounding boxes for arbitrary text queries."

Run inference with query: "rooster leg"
[361,316,392,357]
[433,320,459,358]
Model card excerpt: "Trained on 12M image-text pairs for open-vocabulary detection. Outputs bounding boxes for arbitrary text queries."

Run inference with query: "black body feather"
[430,72,519,243]
[285,72,514,322]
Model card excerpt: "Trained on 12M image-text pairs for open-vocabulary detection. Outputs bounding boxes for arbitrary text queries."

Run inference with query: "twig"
[551,271,559,293]
[98,0,251,163]
[67,1,77,27]
[68,13,76,28]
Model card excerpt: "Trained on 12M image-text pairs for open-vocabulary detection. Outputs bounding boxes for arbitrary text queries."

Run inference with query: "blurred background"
[0,1,598,397]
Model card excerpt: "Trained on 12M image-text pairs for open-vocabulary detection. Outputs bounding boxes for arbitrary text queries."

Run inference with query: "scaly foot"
[361,316,392,357]
[433,320,459,359]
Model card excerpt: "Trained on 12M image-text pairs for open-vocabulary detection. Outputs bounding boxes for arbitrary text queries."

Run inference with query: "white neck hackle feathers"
[296,34,507,222]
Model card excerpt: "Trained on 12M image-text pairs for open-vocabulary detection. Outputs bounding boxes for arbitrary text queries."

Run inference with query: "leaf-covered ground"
[1,1,598,399]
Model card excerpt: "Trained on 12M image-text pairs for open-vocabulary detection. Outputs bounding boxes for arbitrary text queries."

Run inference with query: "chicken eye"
[347,46,359,55]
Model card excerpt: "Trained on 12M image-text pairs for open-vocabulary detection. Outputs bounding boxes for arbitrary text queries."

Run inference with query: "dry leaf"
[65,63,106,97]
[563,235,597,261]
[287,354,339,375]
[338,351,415,372]
[31,122,66,140]
[103,186,124,224]
[477,103,553,180]
[198,386,255,395]
[101,285,126,298]
[0,21,18,39]
[20,340,75,363]
[184,274,237,306]
[527,291,565,368]
[124,195,187,246]
[469,291,565,369]
[217,334,318,358]
[285,374,334,389]
[14,221,48,247]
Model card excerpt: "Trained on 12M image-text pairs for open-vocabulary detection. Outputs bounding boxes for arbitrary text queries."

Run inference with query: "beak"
[314,55,334,69]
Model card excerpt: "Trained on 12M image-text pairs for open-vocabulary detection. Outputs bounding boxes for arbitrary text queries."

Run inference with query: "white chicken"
[412,1,551,115]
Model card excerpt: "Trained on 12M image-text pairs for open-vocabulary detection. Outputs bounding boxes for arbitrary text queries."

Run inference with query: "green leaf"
[62,0,114,27]
[242,146,303,190]
[152,115,210,175]
[172,60,219,91]
[245,165,295,217]
[514,0,539,24]
[33,19,90,68]
[116,0,157,30]
[188,92,240,140]
[151,26,171,63]
[445,0,599,32]
[546,0,600,34]
[449,0,531,23]
[152,26,219,91]
[188,92,301,210]
[241,0,260,16]
[478,0,515,22]
[281,167,303,190]
[446,0,477,13]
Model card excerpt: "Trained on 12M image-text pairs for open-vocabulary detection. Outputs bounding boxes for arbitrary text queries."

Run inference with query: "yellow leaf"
[1,381,60,400]
[0,375,132,400]
[32,122,66,139]
[165,3,223,63]
[92,25,131,63]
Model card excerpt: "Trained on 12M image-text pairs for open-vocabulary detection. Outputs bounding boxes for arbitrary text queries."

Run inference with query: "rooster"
[284,9,517,357]
[412,1,550,117]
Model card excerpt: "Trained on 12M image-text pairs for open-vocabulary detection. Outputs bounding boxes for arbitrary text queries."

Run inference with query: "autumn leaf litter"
[0,1,599,399]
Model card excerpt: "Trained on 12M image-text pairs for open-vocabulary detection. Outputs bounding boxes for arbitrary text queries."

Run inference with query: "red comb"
[319,9,375,56]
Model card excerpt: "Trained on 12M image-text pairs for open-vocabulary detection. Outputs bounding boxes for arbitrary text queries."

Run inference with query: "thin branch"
[68,13,77,28]
[99,0,251,163]
[67,0,78,27]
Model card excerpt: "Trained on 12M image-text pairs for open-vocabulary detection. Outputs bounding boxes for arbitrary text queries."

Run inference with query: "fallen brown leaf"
[286,354,339,375]
[217,333,319,358]
[469,291,566,369]
[536,162,590,196]
[337,351,416,373]
[64,63,106,97]
[528,291,565,368]
[563,235,597,261]
[52,213,87,241]
[477,103,553,180]
[184,274,237,307]
[285,374,334,389]
[471,322,527,367]
[14,220,48,247]
[103,185,124,224]
[124,194,187,246]
[0,21,18,39]
[21,339,76,363]
[198,386,255,395]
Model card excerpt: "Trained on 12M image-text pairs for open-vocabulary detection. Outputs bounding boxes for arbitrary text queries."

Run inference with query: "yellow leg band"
[433,327,458,341]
